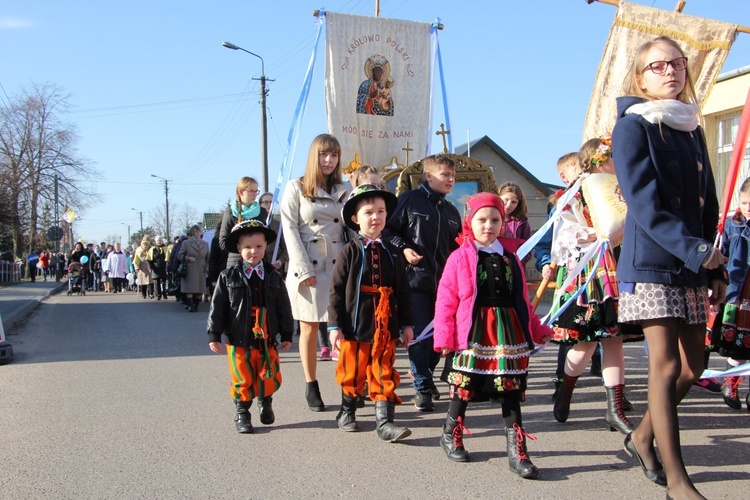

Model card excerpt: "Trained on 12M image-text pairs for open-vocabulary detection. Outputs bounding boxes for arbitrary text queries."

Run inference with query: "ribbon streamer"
[269,10,326,262]
[700,362,750,380]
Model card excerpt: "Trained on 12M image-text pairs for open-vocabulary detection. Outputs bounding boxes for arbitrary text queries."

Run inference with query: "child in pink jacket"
[434,192,552,479]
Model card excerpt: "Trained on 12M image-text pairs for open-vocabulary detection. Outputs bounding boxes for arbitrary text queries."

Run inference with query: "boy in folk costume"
[207,220,293,434]
[328,184,414,441]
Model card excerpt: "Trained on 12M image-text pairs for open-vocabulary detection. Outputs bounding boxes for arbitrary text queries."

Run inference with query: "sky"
[2,0,749,245]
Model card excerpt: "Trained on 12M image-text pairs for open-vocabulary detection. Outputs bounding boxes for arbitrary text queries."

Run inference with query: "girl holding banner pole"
[612,36,727,499]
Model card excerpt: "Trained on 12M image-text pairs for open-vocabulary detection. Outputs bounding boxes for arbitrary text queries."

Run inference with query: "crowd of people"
[18,35,747,500]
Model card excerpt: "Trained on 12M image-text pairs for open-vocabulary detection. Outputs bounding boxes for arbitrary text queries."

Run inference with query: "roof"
[455,135,555,195]
[203,212,223,231]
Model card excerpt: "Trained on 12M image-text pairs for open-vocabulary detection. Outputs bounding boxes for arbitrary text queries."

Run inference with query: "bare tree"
[0,82,99,258]
[174,203,200,234]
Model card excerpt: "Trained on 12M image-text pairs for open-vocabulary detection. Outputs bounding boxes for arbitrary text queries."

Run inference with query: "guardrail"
[0,261,22,284]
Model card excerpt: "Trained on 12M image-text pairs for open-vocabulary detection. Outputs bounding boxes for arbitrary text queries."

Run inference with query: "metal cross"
[436,123,451,154]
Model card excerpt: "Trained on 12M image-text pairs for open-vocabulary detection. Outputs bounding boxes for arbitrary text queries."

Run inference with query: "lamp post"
[121,223,131,247]
[131,208,144,236]
[222,41,271,193]
[151,174,170,239]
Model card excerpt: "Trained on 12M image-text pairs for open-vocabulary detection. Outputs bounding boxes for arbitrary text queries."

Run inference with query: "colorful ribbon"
[251,306,272,380]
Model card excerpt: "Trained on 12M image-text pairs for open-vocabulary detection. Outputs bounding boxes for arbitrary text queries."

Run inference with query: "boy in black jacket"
[329,184,414,441]
[207,220,293,434]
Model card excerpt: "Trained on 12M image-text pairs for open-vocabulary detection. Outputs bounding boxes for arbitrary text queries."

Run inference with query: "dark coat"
[721,213,750,303]
[611,96,721,287]
[328,238,413,342]
[383,183,461,294]
[207,261,294,347]
[218,207,268,270]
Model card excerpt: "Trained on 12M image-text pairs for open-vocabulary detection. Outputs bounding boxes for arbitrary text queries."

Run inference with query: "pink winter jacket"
[433,237,552,352]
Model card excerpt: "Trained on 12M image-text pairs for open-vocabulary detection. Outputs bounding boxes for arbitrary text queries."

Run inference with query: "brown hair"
[579,138,607,174]
[300,134,343,199]
[423,154,455,174]
[235,177,258,223]
[497,182,528,221]
[622,36,698,105]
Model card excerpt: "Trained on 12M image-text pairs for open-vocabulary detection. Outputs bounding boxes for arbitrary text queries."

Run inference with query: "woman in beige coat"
[281,133,351,411]
[177,225,209,312]
[133,237,154,299]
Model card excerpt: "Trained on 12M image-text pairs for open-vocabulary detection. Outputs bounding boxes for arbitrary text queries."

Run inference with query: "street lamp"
[151,174,170,239]
[222,41,271,193]
[121,223,131,247]
[131,208,144,235]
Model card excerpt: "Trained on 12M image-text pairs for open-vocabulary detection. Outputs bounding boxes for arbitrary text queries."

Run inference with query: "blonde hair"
[300,134,343,199]
[235,177,258,223]
[550,152,581,204]
[622,36,698,105]
[497,182,528,221]
[350,165,387,190]
[579,138,608,174]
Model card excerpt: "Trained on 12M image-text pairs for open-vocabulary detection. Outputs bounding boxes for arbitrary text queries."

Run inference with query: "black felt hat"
[342,183,397,232]
[226,219,277,250]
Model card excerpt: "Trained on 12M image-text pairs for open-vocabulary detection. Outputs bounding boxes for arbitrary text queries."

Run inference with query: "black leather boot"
[604,384,635,434]
[722,376,742,410]
[506,423,540,479]
[258,396,275,425]
[336,393,359,432]
[234,400,253,434]
[305,380,325,412]
[553,374,578,423]
[439,415,470,462]
[375,401,411,442]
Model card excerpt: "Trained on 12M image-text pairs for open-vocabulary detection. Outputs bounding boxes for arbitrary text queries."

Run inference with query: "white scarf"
[625,99,699,132]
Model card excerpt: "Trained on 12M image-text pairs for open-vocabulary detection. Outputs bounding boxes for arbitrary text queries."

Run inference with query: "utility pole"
[54,174,60,253]
[151,175,170,238]
[132,208,144,236]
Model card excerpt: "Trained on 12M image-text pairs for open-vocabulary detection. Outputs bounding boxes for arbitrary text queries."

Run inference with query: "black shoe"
[506,423,540,479]
[356,395,366,408]
[621,392,633,412]
[553,375,578,423]
[604,385,635,435]
[375,401,410,442]
[258,396,275,425]
[234,400,254,434]
[305,380,325,412]
[414,390,434,412]
[439,415,470,462]
[623,432,666,486]
[336,394,359,432]
[550,378,563,402]
[429,386,441,401]
[722,376,742,410]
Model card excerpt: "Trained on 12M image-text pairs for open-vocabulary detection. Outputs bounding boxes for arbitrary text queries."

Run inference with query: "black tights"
[448,392,522,428]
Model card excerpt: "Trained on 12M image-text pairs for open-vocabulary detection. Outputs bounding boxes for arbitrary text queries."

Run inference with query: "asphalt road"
[1,289,748,499]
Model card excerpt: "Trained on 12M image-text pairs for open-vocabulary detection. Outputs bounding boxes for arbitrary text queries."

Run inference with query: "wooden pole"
[375,0,380,17]
[675,1,686,13]
[531,262,556,313]
[585,0,750,33]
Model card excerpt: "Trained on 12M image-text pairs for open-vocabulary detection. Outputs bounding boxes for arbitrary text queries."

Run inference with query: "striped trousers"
[227,345,282,402]
[335,339,402,404]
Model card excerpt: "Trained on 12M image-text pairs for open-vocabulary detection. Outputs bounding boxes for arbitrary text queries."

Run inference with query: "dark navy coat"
[721,213,750,302]
[611,96,721,287]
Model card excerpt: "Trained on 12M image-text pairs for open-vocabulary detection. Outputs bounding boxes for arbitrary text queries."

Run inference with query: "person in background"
[107,243,128,293]
[148,236,168,300]
[27,250,39,282]
[219,177,268,271]
[178,225,209,312]
[134,237,154,299]
[39,250,51,282]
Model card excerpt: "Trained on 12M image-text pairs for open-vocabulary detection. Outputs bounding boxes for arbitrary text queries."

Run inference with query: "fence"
[0,261,22,284]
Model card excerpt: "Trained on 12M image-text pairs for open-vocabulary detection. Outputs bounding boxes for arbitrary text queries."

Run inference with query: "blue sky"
[2,0,749,244]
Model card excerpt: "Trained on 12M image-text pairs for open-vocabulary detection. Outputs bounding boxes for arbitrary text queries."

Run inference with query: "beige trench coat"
[281,179,351,321]
[177,236,209,294]
[133,246,152,285]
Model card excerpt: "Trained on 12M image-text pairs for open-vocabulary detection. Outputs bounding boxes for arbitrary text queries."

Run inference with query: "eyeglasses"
[260,200,272,206]
[243,189,261,195]
[643,57,688,75]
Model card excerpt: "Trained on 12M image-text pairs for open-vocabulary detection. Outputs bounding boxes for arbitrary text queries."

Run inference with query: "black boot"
[621,391,633,411]
[336,393,359,432]
[234,400,254,434]
[305,380,325,412]
[439,415,470,462]
[375,400,411,442]
[604,384,635,434]
[722,376,742,410]
[148,284,155,299]
[506,423,540,479]
[553,374,578,423]
[258,396,275,425]
[140,285,147,299]
[550,378,563,402]
[191,297,200,312]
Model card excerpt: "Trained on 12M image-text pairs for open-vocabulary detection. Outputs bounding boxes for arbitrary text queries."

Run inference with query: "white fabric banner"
[325,12,432,169]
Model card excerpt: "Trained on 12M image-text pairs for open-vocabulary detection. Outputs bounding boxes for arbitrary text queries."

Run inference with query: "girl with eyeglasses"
[219,177,269,271]
[612,36,727,500]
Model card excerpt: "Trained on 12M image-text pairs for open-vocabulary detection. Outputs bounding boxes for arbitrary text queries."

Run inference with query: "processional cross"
[401,142,413,165]
[436,123,451,154]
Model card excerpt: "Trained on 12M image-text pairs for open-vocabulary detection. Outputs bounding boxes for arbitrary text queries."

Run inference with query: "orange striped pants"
[227,345,282,402]
[335,339,402,404]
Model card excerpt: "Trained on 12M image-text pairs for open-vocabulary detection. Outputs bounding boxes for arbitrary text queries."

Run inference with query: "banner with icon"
[325,12,432,169]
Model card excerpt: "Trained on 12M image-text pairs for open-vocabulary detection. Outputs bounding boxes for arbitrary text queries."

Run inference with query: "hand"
[272,260,282,270]
[209,342,222,354]
[401,327,414,347]
[329,328,343,351]
[539,334,553,343]
[542,264,556,281]
[701,247,727,270]
[188,256,196,263]
[403,248,423,265]
[301,276,316,286]
[279,341,292,351]
[577,231,598,244]
[441,347,453,356]
[708,279,727,308]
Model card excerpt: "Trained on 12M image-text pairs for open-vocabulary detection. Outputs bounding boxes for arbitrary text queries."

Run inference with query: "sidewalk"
[0,280,66,334]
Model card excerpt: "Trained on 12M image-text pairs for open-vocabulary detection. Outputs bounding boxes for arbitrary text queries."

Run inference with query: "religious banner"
[583,0,737,142]
[325,12,432,170]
